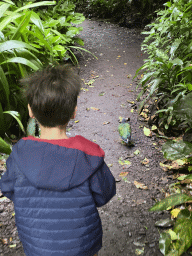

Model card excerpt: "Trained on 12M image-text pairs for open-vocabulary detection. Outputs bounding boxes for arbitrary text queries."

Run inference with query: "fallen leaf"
[140,112,148,119]
[127,74,132,78]
[143,127,152,137]
[135,248,144,255]
[131,109,134,113]
[124,63,127,65]
[9,244,16,248]
[134,149,140,155]
[81,88,89,91]
[86,108,90,111]
[99,92,105,96]
[93,139,96,142]
[103,121,110,125]
[151,125,157,131]
[117,55,121,57]
[141,158,149,165]
[127,100,135,104]
[85,79,95,85]
[122,177,131,183]
[119,116,123,122]
[2,238,8,244]
[118,158,131,166]
[134,181,148,189]
[9,237,12,242]
[74,120,79,123]
[119,171,128,177]
[171,208,181,218]
[107,164,113,167]
[90,107,100,111]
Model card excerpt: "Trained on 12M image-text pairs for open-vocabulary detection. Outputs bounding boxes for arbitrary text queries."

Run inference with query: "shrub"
[134,0,192,131]
[0,0,87,154]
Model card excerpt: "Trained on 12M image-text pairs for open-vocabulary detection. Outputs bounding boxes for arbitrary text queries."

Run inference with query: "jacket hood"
[11,135,105,191]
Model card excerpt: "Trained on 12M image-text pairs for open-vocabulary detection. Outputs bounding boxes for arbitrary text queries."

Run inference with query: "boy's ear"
[71,106,77,119]
[28,104,34,118]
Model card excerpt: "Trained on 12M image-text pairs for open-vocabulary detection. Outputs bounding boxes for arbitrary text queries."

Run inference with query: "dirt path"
[1,18,190,256]
[73,19,170,256]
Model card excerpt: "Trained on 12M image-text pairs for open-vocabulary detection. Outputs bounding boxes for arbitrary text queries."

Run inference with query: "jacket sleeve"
[89,160,116,207]
[0,153,15,201]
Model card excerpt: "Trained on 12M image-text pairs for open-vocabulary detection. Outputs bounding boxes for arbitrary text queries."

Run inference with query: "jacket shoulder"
[75,136,105,157]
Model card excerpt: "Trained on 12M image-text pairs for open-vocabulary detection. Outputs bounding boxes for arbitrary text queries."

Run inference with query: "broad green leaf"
[3,111,25,133]
[14,1,56,13]
[11,12,31,40]
[0,12,21,32]
[173,92,192,127]
[0,66,9,106]
[149,194,192,211]
[1,0,14,4]
[0,102,5,135]
[0,136,11,154]
[0,3,10,19]
[155,218,174,228]
[1,57,39,71]
[170,58,183,66]
[28,30,52,52]
[159,232,171,255]
[53,45,65,51]
[167,209,192,256]
[162,140,192,160]
[0,40,38,53]
[30,11,44,33]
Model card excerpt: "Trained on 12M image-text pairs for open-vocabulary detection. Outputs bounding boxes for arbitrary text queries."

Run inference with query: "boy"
[0,65,116,256]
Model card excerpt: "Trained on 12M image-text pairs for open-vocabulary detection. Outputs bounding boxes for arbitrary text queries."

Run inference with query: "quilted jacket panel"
[0,135,116,256]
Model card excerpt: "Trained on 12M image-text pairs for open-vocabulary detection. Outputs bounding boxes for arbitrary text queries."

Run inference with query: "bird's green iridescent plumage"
[118,119,131,144]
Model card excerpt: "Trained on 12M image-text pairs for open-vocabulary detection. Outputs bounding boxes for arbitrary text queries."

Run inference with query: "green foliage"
[0,0,87,154]
[135,0,192,130]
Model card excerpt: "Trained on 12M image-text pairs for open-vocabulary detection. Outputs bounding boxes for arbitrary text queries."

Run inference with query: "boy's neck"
[39,124,69,140]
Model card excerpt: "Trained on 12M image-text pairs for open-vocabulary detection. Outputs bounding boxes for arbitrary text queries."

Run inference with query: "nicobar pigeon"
[118,118,132,146]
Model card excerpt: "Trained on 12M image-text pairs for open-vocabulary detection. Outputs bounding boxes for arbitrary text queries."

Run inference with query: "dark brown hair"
[20,64,81,127]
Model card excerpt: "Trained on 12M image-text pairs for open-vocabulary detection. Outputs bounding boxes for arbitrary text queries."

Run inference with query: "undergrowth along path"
[71,18,190,256]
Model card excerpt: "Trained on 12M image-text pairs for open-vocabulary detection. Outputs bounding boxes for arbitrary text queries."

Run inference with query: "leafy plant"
[0,0,90,154]
[134,0,192,131]
[150,104,192,255]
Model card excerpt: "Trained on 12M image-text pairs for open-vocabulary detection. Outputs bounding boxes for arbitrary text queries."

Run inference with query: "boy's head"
[20,64,81,128]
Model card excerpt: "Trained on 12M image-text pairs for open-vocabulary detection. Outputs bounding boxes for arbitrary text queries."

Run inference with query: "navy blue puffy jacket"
[0,135,116,256]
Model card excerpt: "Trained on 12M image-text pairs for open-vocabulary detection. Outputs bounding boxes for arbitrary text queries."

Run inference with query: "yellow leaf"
[141,158,149,165]
[127,100,135,104]
[117,55,121,57]
[90,107,100,111]
[124,63,127,65]
[171,208,181,218]
[131,109,134,113]
[118,158,131,166]
[140,112,148,119]
[9,244,16,248]
[119,116,123,122]
[127,74,132,78]
[151,125,157,131]
[107,164,113,167]
[168,229,178,240]
[134,149,140,155]
[119,171,128,177]
[134,181,148,190]
[143,127,152,137]
[74,120,79,123]
[103,121,110,125]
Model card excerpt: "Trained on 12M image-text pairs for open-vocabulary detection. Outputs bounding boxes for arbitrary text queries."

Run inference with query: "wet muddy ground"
[1,18,192,256]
